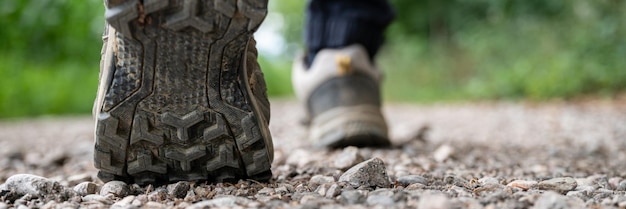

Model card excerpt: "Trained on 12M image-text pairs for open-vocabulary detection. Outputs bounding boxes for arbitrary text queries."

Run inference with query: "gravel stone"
[73,182,98,196]
[82,194,113,205]
[333,146,365,170]
[433,144,454,162]
[145,202,167,209]
[608,177,622,190]
[188,195,250,209]
[397,175,428,186]
[405,183,426,190]
[367,194,395,206]
[5,100,626,208]
[148,189,168,202]
[111,195,136,209]
[309,175,335,189]
[617,180,626,191]
[478,177,500,185]
[2,174,64,197]
[339,158,391,189]
[324,183,342,198]
[257,187,275,195]
[167,181,190,199]
[417,193,452,209]
[507,180,537,191]
[340,190,368,204]
[100,181,129,197]
[531,191,585,209]
[536,177,577,193]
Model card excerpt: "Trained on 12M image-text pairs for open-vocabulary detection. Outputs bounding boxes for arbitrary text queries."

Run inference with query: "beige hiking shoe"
[292,44,390,148]
[94,0,273,185]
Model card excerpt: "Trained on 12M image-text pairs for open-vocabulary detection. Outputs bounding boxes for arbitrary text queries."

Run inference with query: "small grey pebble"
[405,183,426,190]
[531,191,585,209]
[397,175,428,186]
[100,181,129,197]
[536,177,577,193]
[82,194,113,205]
[417,193,452,209]
[111,195,136,209]
[617,180,626,191]
[148,189,168,202]
[188,195,250,209]
[299,193,325,205]
[340,190,368,204]
[478,177,500,186]
[167,181,190,199]
[325,183,342,198]
[314,183,331,197]
[367,195,395,206]
[73,182,98,196]
[275,186,289,195]
[257,187,275,195]
[145,202,167,209]
[309,175,335,189]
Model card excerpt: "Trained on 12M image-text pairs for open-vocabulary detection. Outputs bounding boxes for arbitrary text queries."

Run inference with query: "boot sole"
[95,0,272,185]
[310,105,390,148]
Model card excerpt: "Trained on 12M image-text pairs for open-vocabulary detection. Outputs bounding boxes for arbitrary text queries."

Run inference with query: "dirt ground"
[1,98,626,208]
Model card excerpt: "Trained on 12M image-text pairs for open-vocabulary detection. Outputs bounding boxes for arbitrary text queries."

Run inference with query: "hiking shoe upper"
[292,44,390,148]
[94,0,273,185]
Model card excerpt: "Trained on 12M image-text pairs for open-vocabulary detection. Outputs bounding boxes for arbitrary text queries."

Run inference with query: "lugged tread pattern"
[94,114,127,176]
[96,0,272,185]
[102,35,142,111]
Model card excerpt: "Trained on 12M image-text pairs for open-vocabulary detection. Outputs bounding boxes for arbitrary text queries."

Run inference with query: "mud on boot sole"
[94,0,272,185]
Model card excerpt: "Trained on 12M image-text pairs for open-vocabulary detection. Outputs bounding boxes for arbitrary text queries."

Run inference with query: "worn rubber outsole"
[310,106,390,148]
[94,0,272,185]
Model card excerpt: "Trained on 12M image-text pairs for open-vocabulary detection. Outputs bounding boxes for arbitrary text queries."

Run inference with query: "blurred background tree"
[0,0,624,118]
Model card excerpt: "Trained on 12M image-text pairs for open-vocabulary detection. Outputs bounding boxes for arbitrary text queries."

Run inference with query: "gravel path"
[1,99,626,208]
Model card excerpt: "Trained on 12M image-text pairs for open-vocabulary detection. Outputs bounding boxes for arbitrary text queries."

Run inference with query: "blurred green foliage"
[275,0,626,101]
[0,0,104,118]
[381,0,626,101]
[0,0,624,118]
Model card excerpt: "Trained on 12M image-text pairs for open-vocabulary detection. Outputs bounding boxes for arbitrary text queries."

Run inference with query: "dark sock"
[304,0,395,67]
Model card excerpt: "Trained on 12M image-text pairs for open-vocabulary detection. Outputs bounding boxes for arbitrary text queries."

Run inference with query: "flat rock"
[536,177,577,193]
[99,181,129,197]
[73,182,98,196]
[1,174,64,197]
[339,158,391,189]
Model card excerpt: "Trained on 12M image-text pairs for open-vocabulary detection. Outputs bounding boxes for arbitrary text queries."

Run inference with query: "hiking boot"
[94,0,273,185]
[292,44,390,148]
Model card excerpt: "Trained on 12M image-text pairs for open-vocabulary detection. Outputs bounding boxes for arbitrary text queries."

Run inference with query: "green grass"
[0,53,99,118]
